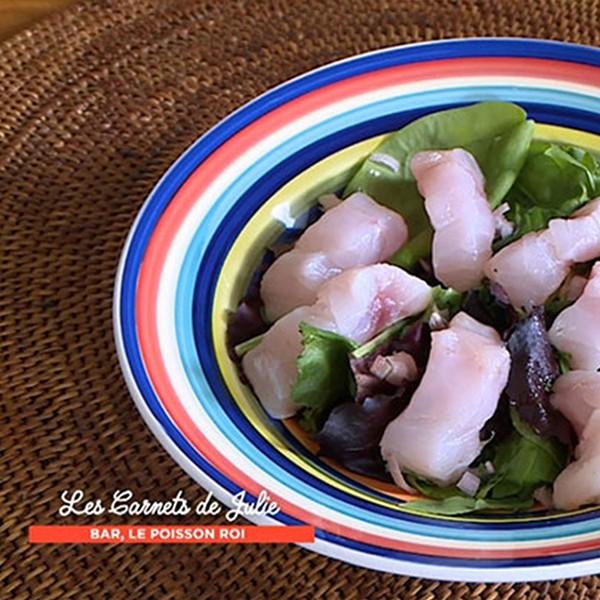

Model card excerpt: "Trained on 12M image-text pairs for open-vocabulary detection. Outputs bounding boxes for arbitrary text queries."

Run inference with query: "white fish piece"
[485,198,600,309]
[547,198,600,263]
[296,192,408,267]
[380,312,510,486]
[411,149,495,292]
[242,307,334,419]
[553,411,600,510]
[450,311,501,340]
[314,264,432,344]
[243,264,432,419]
[551,370,600,437]
[549,263,600,371]
[261,193,408,321]
[259,252,342,320]
[484,230,570,309]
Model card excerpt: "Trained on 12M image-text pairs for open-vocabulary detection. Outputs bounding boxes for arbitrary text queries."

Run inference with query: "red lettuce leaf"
[505,307,573,444]
[316,395,407,480]
[480,393,513,443]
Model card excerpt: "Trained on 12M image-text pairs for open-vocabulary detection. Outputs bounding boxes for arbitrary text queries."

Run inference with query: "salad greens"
[426,286,464,325]
[351,319,413,359]
[226,296,268,361]
[501,141,600,245]
[294,319,428,431]
[345,102,534,268]
[401,495,534,516]
[291,323,358,431]
[462,284,514,333]
[488,409,567,499]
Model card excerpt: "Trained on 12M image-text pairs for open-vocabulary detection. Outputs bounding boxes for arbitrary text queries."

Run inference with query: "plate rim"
[113,37,600,582]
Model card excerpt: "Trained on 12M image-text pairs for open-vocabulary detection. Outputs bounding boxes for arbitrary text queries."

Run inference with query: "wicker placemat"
[2,0,599,597]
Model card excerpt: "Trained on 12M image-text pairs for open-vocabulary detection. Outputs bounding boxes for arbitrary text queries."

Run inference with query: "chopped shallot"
[370,352,418,386]
[493,202,515,240]
[370,152,400,173]
[457,471,481,497]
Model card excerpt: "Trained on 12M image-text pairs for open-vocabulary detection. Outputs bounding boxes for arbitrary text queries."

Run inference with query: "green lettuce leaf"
[405,473,465,501]
[345,102,534,268]
[545,292,575,320]
[401,495,533,516]
[503,142,600,243]
[297,406,324,433]
[291,323,358,429]
[431,286,463,308]
[427,286,464,321]
[402,470,533,516]
[488,409,567,499]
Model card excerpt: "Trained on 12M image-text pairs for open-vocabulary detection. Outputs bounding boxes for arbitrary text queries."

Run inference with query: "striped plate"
[114,39,600,582]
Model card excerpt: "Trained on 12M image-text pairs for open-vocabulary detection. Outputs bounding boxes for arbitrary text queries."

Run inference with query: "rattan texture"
[1,0,600,598]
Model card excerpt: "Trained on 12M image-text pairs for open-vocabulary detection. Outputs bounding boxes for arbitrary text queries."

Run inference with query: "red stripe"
[135,57,600,560]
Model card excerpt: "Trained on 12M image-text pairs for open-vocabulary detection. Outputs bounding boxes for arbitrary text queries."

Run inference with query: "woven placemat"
[2,0,599,597]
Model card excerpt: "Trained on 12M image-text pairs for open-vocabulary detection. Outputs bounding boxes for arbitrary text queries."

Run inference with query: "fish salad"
[227,102,600,515]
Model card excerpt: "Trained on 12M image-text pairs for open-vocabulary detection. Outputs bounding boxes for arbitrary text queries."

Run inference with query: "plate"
[114,39,600,582]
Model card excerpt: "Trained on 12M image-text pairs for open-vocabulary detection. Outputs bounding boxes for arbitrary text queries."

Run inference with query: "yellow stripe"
[212,125,600,523]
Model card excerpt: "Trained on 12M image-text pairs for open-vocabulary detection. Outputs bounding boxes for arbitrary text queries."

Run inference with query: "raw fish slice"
[260,252,341,321]
[451,311,500,340]
[551,371,600,436]
[380,312,510,486]
[261,193,408,321]
[411,149,495,292]
[314,264,432,344]
[549,263,600,371]
[485,198,600,310]
[548,198,600,263]
[484,230,570,309]
[244,264,432,419]
[553,411,600,510]
[296,192,408,267]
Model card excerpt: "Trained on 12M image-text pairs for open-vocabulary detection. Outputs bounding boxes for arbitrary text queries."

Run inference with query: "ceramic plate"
[114,39,600,582]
